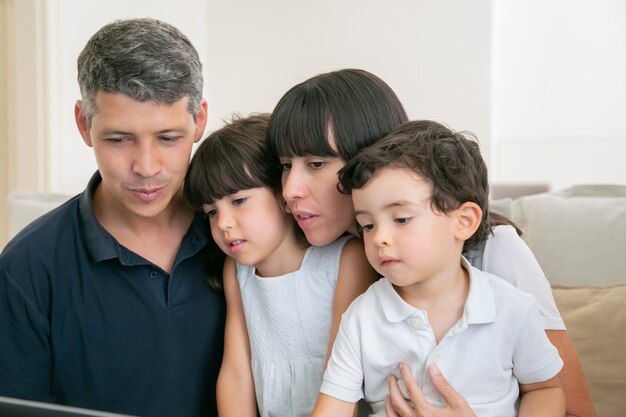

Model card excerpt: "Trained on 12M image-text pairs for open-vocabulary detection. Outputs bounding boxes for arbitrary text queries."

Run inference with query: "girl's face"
[203,187,297,274]
[279,153,357,246]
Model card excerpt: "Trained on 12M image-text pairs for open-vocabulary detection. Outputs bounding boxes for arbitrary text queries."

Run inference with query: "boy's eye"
[232,197,247,206]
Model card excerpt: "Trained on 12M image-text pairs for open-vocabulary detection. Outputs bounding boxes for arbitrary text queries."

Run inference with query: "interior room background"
[1,0,625,247]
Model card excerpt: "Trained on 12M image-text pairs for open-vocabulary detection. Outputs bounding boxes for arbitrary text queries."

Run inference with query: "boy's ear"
[455,202,482,241]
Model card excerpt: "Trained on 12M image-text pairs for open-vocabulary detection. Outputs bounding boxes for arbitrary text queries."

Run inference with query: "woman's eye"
[308,161,325,170]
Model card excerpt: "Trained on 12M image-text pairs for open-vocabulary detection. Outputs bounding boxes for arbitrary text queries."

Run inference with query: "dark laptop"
[0,396,139,417]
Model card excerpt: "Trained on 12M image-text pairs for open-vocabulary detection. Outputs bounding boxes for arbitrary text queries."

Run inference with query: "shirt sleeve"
[0,265,53,401]
[512,299,564,384]
[482,225,565,330]
[319,309,364,403]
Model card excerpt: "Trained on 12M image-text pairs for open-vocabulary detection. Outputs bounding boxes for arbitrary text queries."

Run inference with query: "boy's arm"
[311,393,357,417]
[519,375,566,417]
[216,258,257,417]
[546,330,597,417]
[326,238,377,363]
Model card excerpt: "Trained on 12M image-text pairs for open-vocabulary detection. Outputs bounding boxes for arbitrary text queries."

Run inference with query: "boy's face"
[75,92,206,221]
[352,167,464,290]
[203,187,295,272]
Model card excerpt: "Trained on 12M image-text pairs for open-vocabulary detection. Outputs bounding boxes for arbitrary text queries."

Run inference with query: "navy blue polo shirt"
[0,172,226,417]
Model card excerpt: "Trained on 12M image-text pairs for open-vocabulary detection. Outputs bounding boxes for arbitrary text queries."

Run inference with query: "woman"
[266,68,595,417]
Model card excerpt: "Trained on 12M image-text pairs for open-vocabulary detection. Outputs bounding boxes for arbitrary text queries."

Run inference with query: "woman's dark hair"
[267,69,408,162]
[339,120,491,251]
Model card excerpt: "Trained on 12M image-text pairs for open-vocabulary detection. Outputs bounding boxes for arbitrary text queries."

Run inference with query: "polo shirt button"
[149,270,158,279]
[410,317,422,329]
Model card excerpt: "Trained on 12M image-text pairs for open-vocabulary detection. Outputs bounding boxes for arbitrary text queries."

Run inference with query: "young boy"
[311,120,565,417]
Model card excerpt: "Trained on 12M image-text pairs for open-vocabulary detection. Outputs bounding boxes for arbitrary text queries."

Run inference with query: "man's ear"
[74,100,93,147]
[194,99,208,143]
[455,201,482,241]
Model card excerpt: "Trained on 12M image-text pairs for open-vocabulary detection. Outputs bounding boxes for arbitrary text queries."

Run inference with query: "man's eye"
[159,136,180,143]
[104,137,125,144]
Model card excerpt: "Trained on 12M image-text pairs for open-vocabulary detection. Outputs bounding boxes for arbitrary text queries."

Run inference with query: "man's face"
[75,92,206,221]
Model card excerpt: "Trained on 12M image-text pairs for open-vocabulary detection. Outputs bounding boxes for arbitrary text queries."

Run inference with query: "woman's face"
[279,150,357,246]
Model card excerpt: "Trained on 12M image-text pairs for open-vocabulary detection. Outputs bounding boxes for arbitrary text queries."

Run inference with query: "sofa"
[491,184,626,417]
[5,186,626,416]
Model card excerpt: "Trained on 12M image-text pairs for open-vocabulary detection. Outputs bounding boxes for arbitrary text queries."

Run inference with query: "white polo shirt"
[320,258,563,417]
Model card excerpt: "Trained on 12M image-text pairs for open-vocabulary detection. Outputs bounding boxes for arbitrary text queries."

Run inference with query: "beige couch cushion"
[507,185,626,285]
[552,284,626,417]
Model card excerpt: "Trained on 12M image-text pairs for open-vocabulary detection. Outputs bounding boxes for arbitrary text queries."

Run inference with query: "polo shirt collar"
[79,171,209,265]
[379,256,496,325]
[80,171,121,262]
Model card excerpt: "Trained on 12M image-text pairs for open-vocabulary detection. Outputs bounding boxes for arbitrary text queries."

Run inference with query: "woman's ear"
[455,202,482,242]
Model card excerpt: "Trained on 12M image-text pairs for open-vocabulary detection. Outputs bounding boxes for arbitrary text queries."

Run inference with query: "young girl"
[266,69,594,416]
[184,114,375,417]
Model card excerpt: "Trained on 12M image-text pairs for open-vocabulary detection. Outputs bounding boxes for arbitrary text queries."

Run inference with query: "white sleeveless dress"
[236,236,350,417]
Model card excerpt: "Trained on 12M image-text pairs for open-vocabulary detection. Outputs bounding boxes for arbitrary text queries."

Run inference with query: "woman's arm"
[518,376,566,417]
[480,226,596,416]
[546,330,597,417]
[326,238,377,363]
[216,257,257,417]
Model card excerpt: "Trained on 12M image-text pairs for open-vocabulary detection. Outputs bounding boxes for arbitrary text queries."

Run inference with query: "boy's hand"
[385,363,477,417]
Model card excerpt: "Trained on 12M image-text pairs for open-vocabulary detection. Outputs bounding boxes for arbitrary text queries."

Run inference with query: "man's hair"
[338,120,490,250]
[184,113,279,212]
[267,68,408,162]
[77,18,203,124]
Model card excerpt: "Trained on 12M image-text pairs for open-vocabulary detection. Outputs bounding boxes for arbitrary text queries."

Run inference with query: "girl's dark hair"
[184,113,279,211]
[339,120,491,251]
[184,113,278,290]
[267,68,408,161]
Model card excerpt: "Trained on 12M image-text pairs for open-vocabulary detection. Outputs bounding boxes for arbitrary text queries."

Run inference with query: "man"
[0,18,226,417]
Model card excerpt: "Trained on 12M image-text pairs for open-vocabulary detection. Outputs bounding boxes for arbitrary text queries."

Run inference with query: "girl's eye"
[280,162,292,171]
[360,224,374,233]
[204,208,217,219]
[232,197,247,206]
[395,217,411,225]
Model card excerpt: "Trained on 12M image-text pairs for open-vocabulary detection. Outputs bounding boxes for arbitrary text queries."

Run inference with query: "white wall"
[33,0,492,196]
[9,0,626,198]
[492,0,626,189]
